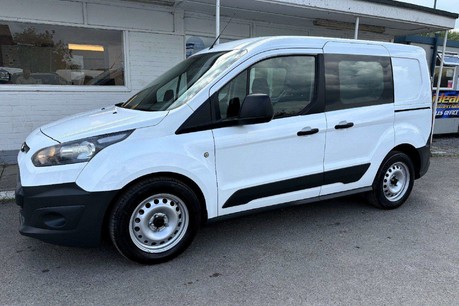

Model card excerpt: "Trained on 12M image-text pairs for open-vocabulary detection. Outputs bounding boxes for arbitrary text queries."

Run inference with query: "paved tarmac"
[0,156,458,305]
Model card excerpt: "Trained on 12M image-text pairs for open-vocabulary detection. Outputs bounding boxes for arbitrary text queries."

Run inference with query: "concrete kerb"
[0,163,18,203]
[0,191,15,203]
[431,152,459,157]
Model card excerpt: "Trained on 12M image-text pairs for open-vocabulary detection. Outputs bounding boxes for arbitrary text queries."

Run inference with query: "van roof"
[198,36,425,58]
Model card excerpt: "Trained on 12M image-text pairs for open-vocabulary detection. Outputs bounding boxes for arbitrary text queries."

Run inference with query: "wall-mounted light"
[313,19,385,34]
[68,43,105,52]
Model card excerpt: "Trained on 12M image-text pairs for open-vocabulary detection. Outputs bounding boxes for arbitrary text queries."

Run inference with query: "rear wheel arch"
[367,150,415,209]
[392,144,422,179]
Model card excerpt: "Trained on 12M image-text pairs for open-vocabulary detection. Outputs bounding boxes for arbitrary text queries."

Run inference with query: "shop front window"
[0,22,124,86]
[433,67,456,89]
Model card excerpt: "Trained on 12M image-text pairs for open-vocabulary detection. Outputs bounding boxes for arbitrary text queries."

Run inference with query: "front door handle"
[297,127,319,136]
[335,121,354,129]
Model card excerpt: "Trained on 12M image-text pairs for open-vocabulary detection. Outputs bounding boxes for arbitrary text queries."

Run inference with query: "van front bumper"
[16,181,118,247]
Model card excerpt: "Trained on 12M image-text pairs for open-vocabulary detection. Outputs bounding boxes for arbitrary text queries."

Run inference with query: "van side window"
[217,56,316,120]
[218,71,247,119]
[324,55,393,111]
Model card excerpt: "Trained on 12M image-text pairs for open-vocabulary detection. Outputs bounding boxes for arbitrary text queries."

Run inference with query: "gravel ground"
[431,134,459,156]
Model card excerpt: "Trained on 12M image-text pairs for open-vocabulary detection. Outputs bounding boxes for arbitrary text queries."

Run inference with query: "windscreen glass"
[122,49,246,111]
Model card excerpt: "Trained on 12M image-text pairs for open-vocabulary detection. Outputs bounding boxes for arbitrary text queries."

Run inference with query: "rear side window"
[392,58,422,102]
[325,55,393,111]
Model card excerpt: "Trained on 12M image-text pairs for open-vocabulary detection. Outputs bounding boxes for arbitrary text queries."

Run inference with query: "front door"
[212,52,326,216]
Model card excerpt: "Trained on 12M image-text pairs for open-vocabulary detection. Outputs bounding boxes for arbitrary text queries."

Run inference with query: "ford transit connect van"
[16,37,432,264]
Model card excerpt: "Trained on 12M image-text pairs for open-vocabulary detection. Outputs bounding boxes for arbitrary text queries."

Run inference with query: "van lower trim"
[212,187,373,223]
[222,163,370,208]
[416,143,430,179]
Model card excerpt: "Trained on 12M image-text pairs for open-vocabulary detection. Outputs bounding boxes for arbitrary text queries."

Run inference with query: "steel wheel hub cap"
[382,162,410,202]
[129,193,189,253]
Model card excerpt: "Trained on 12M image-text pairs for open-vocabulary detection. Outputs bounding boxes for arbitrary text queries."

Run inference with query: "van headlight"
[32,130,133,167]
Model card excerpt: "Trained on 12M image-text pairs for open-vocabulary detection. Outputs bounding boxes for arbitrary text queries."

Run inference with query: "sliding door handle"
[297,127,319,136]
[335,121,354,129]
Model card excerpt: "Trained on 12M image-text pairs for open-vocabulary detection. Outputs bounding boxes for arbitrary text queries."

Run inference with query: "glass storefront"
[0,22,124,86]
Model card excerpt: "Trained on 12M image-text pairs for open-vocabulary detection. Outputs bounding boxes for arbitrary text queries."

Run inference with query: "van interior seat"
[163,89,174,102]
[251,78,269,95]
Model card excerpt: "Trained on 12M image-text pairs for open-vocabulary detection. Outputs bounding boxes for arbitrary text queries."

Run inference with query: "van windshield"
[121,49,246,111]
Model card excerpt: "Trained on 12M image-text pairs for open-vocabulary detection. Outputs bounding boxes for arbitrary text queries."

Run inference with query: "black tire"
[109,177,201,264]
[366,151,415,209]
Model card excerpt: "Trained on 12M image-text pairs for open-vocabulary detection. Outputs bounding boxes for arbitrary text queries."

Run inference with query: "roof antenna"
[209,14,235,50]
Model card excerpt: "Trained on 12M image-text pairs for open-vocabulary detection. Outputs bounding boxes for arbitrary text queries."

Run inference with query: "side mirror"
[238,94,273,125]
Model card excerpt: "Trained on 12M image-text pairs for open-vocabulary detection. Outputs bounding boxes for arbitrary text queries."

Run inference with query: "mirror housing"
[238,94,273,125]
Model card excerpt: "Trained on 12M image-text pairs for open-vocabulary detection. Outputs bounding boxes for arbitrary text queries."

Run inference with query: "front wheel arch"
[109,176,202,264]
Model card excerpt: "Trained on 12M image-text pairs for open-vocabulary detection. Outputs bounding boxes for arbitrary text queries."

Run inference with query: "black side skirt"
[222,163,370,208]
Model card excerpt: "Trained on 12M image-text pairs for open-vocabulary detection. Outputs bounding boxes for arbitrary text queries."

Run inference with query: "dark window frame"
[176,54,327,135]
[213,54,322,122]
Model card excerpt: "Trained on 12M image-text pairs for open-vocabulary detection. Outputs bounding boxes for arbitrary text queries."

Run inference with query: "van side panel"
[76,127,219,219]
[321,104,395,196]
[392,54,432,148]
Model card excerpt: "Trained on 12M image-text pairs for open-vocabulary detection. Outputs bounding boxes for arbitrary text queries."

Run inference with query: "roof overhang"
[176,0,457,39]
[122,0,458,39]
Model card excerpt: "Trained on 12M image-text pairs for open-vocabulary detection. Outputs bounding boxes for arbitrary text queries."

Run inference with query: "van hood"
[40,105,167,143]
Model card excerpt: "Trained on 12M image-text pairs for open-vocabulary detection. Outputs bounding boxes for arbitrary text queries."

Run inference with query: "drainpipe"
[354,17,360,39]
[216,0,220,45]
[431,30,448,144]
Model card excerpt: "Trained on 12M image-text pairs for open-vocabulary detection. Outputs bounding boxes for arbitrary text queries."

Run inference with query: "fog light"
[42,213,67,229]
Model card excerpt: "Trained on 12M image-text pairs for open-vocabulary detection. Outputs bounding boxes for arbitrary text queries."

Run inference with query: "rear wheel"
[367,152,415,209]
[109,177,201,264]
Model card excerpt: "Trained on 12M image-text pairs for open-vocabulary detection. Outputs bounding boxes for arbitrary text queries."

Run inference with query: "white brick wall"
[128,32,184,92]
[0,91,129,150]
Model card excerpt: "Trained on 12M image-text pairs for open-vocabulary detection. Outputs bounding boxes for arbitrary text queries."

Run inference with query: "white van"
[16,37,432,264]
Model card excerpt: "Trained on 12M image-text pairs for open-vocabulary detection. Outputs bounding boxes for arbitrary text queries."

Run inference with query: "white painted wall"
[128,32,184,92]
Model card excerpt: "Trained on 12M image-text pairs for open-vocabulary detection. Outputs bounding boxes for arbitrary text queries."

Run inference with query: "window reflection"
[0,22,124,86]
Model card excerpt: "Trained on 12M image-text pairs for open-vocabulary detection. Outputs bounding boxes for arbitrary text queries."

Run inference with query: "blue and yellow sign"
[433,91,459,118]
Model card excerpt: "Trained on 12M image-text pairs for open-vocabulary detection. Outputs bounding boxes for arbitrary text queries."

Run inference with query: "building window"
[433,67,456,89]
[0,22,124,86]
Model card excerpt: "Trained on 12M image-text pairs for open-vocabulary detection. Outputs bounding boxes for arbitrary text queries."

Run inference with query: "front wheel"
[367,152,415,209]
[109,177,201,264]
